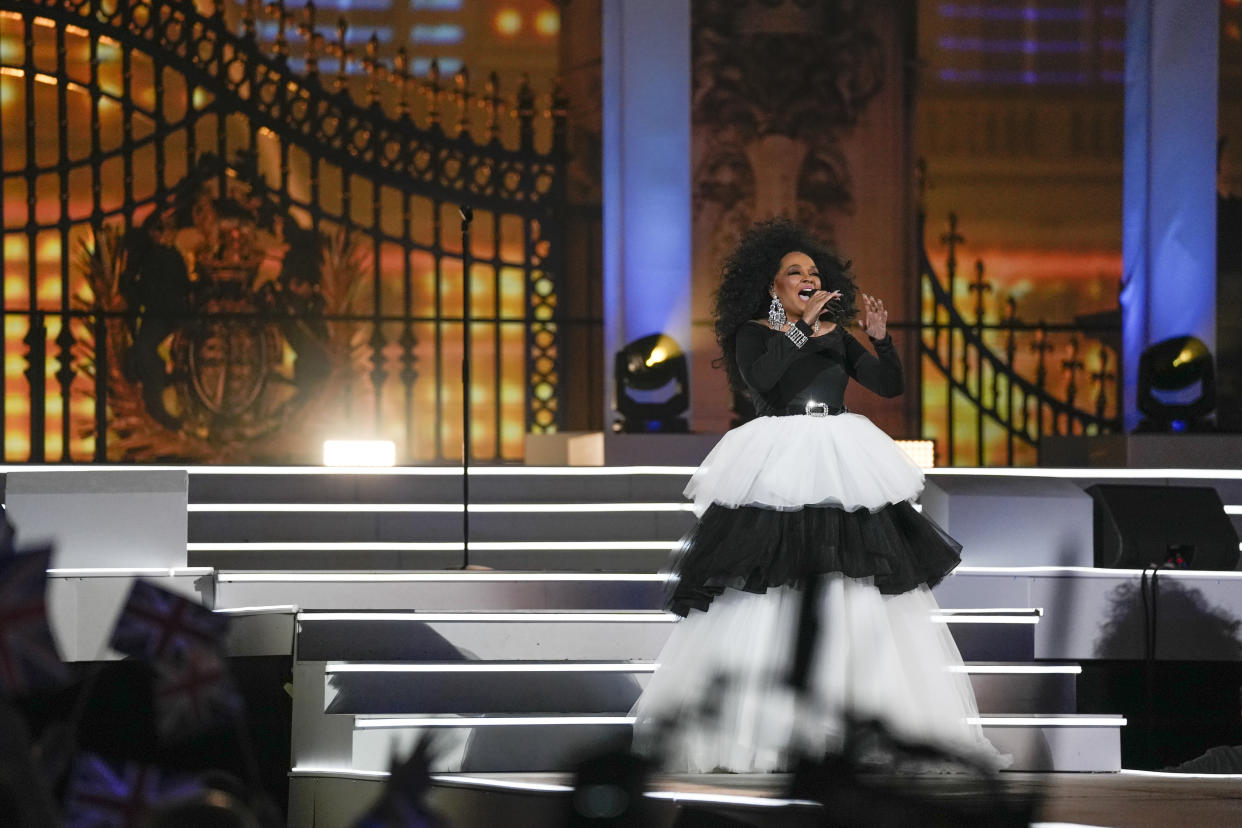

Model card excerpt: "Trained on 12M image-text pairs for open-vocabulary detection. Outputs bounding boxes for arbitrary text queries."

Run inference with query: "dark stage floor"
[439,770,1242,827]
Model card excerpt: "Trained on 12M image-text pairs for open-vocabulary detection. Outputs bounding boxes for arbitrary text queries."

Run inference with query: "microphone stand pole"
[460,204,474,570]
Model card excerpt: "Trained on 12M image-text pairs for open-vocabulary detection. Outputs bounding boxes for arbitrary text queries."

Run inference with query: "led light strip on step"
[287,769,824,807]
[46,567,214,578]
[429,775,574,794]
[949,664,1081,674]
[12,463,1242,477]
[325,662,658,673]
[953,565,1242,580]
[354,716,637,728]
[0,463,689,475]
[190,541,680,551]
[968,716,1127,726]
[183,465,697,476]
[928,467,1242,479]
[430,776,823,810]
[213,605,298,615]
[930,611,1041,624]
[289,767,392,781]
[1121,768,1242,780]
[300,611,675,622]
[355,714,1124,728]
[934,608,1044,615]
[217,572,667,582]
[644,790,821,809]
[189,502,696,513]
[931,616,1039,624]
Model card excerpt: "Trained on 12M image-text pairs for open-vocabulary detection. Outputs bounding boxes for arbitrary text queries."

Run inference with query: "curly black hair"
[712,218,859,397]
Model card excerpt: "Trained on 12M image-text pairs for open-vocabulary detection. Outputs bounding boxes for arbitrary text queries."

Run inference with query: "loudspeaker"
[1085,484,1240,570]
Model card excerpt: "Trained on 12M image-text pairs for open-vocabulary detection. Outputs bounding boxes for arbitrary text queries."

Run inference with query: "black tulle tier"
[667,501,962,617]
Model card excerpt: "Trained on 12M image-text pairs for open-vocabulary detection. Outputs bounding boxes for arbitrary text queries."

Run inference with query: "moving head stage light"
[1137,335,1215,431]
[614,333,689,433]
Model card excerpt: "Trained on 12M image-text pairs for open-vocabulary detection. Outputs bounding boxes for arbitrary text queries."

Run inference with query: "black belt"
[770,402,848,417]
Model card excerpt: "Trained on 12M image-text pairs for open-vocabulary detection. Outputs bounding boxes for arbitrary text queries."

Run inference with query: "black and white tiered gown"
[630,320,1001,773]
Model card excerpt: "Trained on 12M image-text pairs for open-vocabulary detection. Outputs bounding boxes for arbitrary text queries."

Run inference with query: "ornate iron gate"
[920,210,1123,466]
[0,0,566,463]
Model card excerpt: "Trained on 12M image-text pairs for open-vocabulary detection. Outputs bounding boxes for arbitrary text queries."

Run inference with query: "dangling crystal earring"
[768,294,787,328]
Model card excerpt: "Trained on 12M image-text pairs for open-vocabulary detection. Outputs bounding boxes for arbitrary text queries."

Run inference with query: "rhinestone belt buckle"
[804,401,830,417]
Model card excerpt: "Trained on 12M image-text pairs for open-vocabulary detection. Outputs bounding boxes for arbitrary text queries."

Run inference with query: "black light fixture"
[1136,335,1216,432]
[614,333,689,433]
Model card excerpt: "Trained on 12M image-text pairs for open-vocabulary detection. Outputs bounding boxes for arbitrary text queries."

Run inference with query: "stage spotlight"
[614,333,689,433]
[894,439,936,469]
[1137,335,1216,431]
[323,439,396,467]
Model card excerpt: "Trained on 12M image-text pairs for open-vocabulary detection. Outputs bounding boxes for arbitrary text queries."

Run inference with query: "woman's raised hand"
[800,290,842,326]
[860,292,888,339]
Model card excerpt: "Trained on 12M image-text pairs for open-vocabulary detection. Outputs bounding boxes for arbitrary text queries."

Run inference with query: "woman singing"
[630,219,1002,773]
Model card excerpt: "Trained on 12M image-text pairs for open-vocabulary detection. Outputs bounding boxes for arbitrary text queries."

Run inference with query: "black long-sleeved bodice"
[735,320,904,415]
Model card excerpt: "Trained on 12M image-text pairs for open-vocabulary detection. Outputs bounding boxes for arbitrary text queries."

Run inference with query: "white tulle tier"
[631,579,1005,774]
[684,413,925,518]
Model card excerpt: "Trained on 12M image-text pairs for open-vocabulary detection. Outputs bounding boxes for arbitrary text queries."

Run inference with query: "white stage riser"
[969,672,1078,715]
[350,722,634,774]
[189,510,695,544]
[225,611,298,657]
[314,669,1074,717]
[193,547,676,571]
[295,614,1044,667]
[985,724,1123,773]
[214,577,668,611]
[188,471,691,504]
[47,572,206,662]
[324,670,651,715]
[216,570,1242,664]
[341,721,1121,775]
[291,611,1041,664]
[292,661,355,770]
[296,615,676,662]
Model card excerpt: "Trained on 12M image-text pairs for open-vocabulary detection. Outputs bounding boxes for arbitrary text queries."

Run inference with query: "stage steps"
[270,589,1123,777]
[187,468,695,572]
[185,467,1129,797]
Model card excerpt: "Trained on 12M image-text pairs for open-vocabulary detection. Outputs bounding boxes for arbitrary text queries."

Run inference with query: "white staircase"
[190,467,1126,786]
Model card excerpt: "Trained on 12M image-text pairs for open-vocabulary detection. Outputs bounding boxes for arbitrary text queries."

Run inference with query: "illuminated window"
[930,3,1125,87]
[493,8,522,37]
[411,24,465,45]
[411,57,463,76]
[255,22,393,46]
[310,0,396,10]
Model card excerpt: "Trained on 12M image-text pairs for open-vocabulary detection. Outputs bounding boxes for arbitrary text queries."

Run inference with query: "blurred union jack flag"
[0,544,68,696]
[153,645,243,739]
[63,753,202,828]
[110,579,228,661]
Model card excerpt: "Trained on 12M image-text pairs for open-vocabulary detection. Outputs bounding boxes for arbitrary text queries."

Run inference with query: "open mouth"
[797,287,816,300]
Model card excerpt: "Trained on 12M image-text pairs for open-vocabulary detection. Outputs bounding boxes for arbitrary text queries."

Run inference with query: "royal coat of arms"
[77,154,371,462]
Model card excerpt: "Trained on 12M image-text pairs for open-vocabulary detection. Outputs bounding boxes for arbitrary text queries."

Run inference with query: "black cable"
[1141,562,1165,767]
[459,204,473,570]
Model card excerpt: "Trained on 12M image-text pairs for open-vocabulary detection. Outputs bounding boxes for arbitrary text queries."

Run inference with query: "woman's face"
[770,251,820,319]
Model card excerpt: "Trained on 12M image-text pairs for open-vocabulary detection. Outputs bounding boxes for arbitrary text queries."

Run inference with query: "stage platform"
[4,463,1242,825]
[289,769,1242,827]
